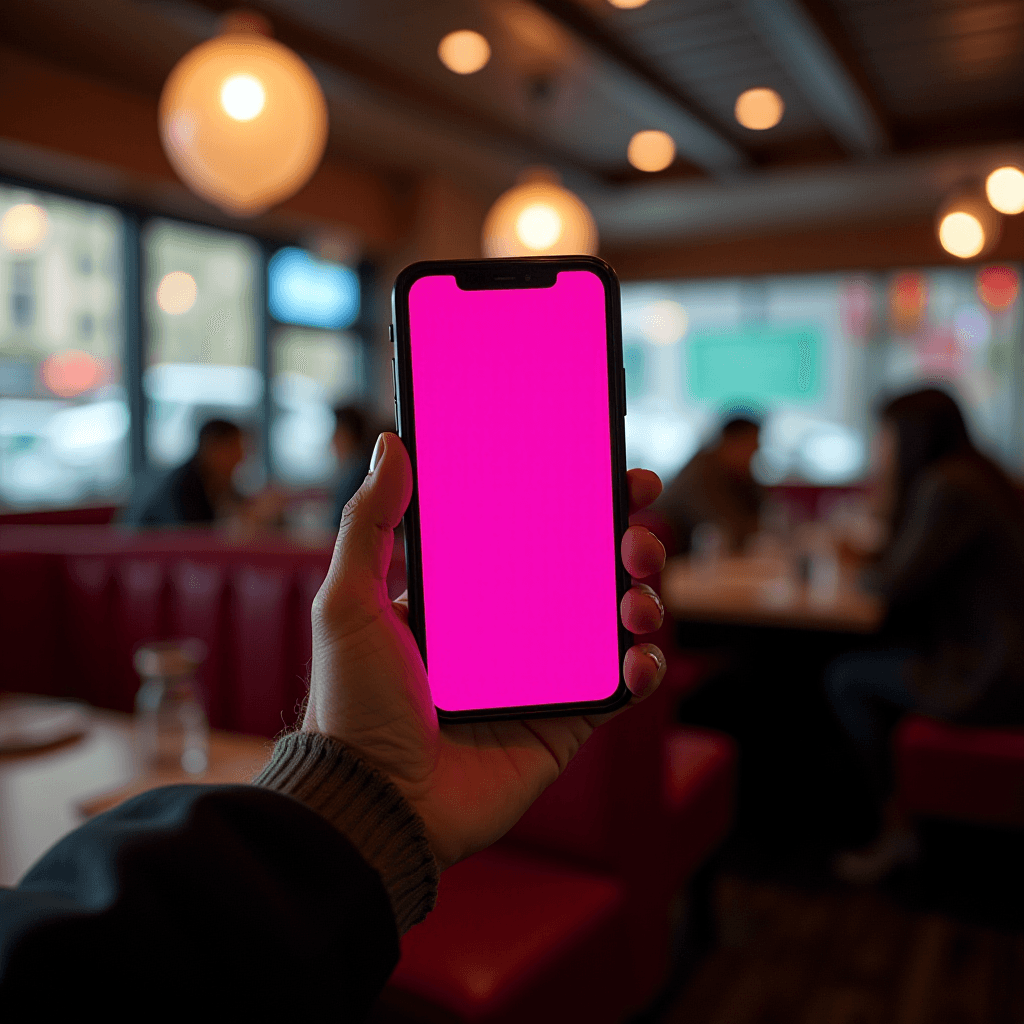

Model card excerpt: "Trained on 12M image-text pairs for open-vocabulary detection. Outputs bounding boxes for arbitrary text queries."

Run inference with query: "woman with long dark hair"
[827,387,1024,882]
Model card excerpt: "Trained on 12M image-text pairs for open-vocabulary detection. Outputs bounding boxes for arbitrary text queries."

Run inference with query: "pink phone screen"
[407,270,621,712]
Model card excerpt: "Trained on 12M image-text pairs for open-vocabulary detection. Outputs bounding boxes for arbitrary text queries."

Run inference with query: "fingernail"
[369,434,385,473]
[645,644,665,682]
[650,589,664,619]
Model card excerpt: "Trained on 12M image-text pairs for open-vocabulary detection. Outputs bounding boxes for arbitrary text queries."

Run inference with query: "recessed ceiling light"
[939,212,985,259]
[985,166,1024,215]
[627,130,675,172]
[438,30,491,74]
[734,88,784,130]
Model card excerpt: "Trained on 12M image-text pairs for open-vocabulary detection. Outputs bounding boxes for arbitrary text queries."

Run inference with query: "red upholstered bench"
[0,525,406,737]
[895,715,1024,829]
[381,847,631,1024]
[375,651,735,1023]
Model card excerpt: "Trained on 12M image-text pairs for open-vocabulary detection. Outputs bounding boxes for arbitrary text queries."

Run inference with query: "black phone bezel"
[391,256,632,723]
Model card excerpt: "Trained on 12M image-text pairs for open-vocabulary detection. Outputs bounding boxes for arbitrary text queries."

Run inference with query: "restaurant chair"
[895,715,1024,829]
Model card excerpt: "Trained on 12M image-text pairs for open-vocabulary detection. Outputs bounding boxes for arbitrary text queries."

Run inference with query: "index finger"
[627,469,662,516]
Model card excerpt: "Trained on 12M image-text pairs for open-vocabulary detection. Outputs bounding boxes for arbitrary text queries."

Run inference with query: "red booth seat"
[895,715,1024,829]
[0,525,405,736]
[384,847,632,1024]
[376,633,736,1024]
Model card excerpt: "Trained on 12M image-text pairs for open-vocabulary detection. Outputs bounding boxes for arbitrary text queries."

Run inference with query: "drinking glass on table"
[133,640,209,776]
[692,521,725,572]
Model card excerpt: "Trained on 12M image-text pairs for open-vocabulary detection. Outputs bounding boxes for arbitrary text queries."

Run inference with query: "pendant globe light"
[159,11,328,218]
[482,168,598,257]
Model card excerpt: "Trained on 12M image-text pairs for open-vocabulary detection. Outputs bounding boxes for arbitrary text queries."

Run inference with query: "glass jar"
[133,640,209,775]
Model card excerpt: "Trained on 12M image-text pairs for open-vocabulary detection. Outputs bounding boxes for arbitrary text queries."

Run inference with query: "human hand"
[303,433,667,871]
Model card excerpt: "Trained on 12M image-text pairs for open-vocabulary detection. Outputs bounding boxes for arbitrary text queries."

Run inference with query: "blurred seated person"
[826,388,1024,883]
[331,405,376,526]
[121,419,282,529]
[652,415,763,555]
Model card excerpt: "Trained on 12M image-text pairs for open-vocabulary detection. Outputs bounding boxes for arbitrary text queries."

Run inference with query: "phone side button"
[388,323,394,345]
[621,366,627,415]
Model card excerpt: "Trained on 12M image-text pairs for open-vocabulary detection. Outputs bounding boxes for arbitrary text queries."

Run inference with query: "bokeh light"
[40,350,103,398]
[976,265,1020,312]
[437,31,491,74]
[985,166,1024,215]
[639,300,688,345]
[515,204,563,250]
[220,73,266,121]
[159,22,328,217]
[268,248,359,328]
[156,271,198,314]
[483,170,598,257]
[889,272,928,334]
[953,306,991,349]
[939,211,985,259]
[627,130,676,172]
[1,203,49,253]
[734,88,784,130]
[608,0,651,9]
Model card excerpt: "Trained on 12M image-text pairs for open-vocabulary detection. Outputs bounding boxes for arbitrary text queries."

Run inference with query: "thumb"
[324,433,412,608]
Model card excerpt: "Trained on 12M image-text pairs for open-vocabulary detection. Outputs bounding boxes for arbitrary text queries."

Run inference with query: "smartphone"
[391,257,631,722]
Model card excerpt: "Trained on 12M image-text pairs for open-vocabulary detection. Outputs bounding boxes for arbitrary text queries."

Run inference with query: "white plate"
[0,696,92,753]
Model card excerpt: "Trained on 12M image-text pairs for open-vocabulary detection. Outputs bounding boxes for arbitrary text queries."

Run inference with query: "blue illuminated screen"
[268,248,360,329]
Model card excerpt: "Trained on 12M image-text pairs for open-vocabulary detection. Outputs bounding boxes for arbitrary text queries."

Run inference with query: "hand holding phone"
[303,431,667,874]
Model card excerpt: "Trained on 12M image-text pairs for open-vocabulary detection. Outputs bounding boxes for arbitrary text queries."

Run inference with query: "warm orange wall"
[0,46,410,251]
[602,211,1024,281]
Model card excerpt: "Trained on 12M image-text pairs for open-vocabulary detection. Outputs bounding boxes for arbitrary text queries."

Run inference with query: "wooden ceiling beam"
[184,0,609,186]
[529,0,750,176]
[736,0,891,157]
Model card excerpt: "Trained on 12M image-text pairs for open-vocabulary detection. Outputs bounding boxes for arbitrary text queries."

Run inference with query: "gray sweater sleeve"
[250,731,439,934]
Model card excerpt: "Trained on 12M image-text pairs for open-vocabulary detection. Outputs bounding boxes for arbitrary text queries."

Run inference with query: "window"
[142,219,263,489]
[268,248,365,487]
[621,266,1024,485]
[0,186,127,508]
[0,178,373,512]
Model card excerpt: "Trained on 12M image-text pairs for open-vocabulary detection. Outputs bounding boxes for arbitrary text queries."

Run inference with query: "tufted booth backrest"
[0,526,406,737]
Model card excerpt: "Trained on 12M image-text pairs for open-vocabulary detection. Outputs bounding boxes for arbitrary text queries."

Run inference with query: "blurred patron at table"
[331,404,375,527]
[652,415,764,556]
[827,388,1024,883]
[121,419,283,530]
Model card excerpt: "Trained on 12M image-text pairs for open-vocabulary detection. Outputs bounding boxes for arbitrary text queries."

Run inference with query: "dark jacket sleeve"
[0,780,405,1015]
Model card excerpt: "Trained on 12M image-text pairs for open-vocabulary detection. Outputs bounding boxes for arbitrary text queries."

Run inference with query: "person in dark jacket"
[827,387,1024,883]
[652,416,764,555]
[120,418,247,527]
[331,404,375,526]
[0,432,669,1015]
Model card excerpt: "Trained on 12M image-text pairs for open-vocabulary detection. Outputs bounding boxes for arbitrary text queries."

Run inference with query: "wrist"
[252,731,439,933]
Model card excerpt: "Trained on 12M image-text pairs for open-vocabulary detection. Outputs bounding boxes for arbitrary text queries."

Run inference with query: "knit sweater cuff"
[250,731,439,934]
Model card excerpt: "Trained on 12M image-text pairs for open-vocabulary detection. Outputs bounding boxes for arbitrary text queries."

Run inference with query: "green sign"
[685,326,822,402]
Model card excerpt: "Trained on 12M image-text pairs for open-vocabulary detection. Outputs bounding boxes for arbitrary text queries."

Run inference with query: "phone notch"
[454,264,558,291]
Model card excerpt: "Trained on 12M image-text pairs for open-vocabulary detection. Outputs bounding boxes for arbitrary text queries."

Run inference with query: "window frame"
[0,171,375,503]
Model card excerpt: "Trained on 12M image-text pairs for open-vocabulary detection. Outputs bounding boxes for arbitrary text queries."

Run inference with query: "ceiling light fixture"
[159,10,328,218]
[438,30,491,74]
[627,130,676,172]
[734,88,784,130]
[608,0,651,9]
[985,166,1024,216]
[482,168,598,257]
[936,188,1001,260]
